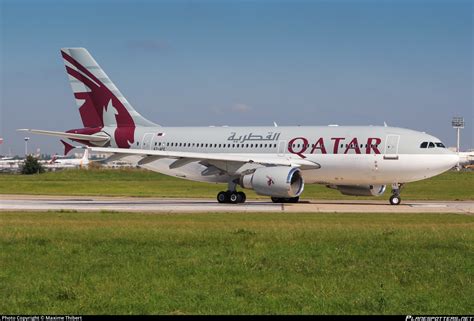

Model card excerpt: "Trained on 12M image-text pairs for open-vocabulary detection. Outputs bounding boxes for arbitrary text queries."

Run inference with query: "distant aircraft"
[458,151,474,168]
[19,48,459,205]
[49,148,90,168]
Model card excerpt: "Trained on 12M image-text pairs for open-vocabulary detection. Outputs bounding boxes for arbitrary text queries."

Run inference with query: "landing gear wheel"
[229,192,240,204]
[217,191,229,204]
[238,192,246,203]
[390,195,401,205]
[217,190,246,204]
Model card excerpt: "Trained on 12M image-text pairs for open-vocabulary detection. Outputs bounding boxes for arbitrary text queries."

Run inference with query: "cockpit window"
[421,141,445,149]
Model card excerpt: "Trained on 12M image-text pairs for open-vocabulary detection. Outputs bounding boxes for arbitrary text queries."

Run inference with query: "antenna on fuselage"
[384,121,388,127]
[273,122,278,127]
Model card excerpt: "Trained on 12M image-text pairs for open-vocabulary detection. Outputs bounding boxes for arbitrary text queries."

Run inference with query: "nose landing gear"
[389,194,401,205]
[389,183,403,205]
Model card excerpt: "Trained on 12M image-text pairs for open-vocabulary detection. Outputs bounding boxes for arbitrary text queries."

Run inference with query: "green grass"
[0,168,472,200]
[0,211,472,314]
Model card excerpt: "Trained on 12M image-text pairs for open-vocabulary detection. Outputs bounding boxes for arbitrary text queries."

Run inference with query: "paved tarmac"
[1,195,473,214]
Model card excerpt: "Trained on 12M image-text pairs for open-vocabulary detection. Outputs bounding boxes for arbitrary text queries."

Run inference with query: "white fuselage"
[101,125,458,186]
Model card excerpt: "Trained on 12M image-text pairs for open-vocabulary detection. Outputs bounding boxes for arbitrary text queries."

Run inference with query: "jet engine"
[330,184,386,197]
[240,166,304,198]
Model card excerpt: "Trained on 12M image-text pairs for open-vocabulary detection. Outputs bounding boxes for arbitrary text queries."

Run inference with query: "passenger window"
[428,142,435,148]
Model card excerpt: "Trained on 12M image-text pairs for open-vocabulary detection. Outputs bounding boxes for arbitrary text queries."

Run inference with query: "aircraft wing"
[89,147,321,169]
[17,129,110,143]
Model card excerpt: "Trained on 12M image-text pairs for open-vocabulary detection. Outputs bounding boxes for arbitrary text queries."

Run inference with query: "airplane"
[19,48,459,205]
[48,147,90,168]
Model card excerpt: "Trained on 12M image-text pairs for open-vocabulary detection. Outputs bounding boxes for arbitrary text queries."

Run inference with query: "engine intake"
[330,184,386,197]
[240,167,304,198]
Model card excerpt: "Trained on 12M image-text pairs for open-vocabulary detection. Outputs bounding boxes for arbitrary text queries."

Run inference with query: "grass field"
[0,211,472,315]
[0,168,472,200]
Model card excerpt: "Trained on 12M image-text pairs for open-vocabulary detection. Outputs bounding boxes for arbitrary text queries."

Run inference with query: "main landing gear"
[217,191,246,204]
[389,183,403,205]
[217,180,246,204]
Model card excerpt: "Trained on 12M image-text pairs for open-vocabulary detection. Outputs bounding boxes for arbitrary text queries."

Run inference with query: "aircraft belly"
[109,152,456,186]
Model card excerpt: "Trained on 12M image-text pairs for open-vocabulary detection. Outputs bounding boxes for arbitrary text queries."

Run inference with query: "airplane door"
[278,141,286,157]
[141,133,153,150]
[384,135,400,160]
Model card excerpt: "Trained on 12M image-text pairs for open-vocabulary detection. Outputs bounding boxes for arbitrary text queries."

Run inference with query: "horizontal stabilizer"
[17,129,110,143]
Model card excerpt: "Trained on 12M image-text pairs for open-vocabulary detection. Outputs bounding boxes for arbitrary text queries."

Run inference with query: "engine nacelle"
[330,184,386,197]
[240,167,304,198]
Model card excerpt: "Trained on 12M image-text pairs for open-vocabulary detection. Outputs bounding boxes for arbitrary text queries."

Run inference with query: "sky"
[0,0,472,155]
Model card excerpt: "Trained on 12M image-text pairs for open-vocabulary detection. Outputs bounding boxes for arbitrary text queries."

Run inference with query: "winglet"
[60,140,75,156]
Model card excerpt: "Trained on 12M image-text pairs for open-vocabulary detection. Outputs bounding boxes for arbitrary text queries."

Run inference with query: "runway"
[1,195,473,214]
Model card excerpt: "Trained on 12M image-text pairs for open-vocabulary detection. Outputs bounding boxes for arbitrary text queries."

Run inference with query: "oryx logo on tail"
[61,48,157,148]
